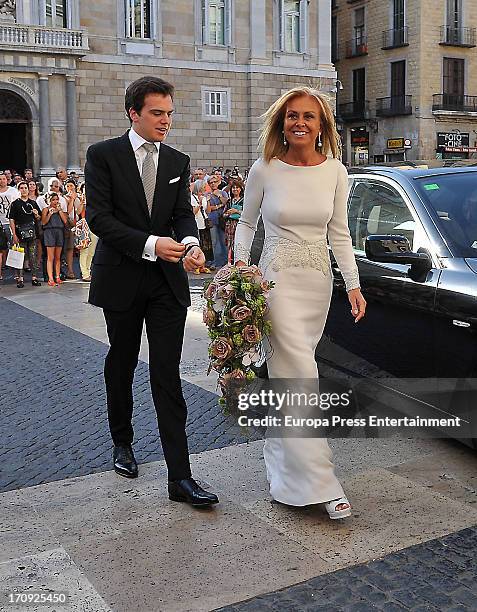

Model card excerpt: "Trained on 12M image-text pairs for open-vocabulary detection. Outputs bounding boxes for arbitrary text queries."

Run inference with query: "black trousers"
[103,264,191,481]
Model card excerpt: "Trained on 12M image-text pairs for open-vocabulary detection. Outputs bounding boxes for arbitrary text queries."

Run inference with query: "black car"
[317,165,477,447]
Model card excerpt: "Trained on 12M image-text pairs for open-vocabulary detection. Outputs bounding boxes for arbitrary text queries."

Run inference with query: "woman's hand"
[12,232,19,245]
[235,260,246,268]
[348,288,366,323]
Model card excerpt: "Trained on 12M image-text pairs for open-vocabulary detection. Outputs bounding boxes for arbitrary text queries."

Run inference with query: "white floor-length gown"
[234,157,360,506]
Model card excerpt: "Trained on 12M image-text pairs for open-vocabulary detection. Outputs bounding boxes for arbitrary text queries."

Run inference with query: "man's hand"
[182,245,205,272]
[12,233,19,245]
[155,237,186,262]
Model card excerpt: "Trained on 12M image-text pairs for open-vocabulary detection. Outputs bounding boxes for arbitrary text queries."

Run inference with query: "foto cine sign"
[437,132,470,147]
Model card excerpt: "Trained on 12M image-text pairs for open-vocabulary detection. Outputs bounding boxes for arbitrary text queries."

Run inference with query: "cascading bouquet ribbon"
[203,264,274,408]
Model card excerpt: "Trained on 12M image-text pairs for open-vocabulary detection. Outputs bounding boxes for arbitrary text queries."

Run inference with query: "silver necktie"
[141,142,156,215]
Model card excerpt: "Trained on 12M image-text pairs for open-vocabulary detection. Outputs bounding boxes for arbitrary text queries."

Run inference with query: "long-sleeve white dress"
[234,157,360,506]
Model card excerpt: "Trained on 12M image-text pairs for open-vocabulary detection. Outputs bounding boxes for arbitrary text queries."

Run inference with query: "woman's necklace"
[21,200,33,215]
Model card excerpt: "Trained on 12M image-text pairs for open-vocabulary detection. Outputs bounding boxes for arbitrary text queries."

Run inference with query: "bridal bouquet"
[203,264,274,406]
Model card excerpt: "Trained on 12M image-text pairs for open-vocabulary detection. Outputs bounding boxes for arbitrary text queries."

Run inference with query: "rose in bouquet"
[203,264,274,408]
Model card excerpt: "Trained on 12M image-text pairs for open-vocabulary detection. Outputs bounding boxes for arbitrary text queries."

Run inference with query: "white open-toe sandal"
[325,496,352,520]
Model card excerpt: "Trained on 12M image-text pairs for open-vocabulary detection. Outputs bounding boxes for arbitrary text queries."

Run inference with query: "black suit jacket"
[85,132,198,311]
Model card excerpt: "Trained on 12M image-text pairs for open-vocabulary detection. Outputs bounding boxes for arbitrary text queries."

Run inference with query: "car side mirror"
[365,235,432,269]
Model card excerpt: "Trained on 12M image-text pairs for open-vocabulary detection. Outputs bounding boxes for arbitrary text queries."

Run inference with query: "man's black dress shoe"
[168,478,219,506]
[113,445,138,478]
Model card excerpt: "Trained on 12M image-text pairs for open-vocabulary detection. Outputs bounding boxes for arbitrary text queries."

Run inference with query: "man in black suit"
[85,76,218,507]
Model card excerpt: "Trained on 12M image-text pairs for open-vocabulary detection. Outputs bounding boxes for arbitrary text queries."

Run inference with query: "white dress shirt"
[128,127,199,262]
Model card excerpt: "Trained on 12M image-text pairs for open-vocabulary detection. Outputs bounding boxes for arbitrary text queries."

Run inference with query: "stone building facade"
[0,0,336,178]
[333,0,477,164]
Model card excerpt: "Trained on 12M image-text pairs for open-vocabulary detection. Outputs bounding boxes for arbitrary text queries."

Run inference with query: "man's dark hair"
[65,179,77,188]
[17,181,28,189]
[125,76,174,122]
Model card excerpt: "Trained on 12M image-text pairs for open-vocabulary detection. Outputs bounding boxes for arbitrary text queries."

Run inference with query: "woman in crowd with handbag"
[205,174,229,270]
[64,179,81,279]
[8,181,42,288]
[41,192,68,286]
[191,179,212,274]
[27,179,44,278]
[75,182,98,282]
[223,178,244,263]
[0,171,20,281]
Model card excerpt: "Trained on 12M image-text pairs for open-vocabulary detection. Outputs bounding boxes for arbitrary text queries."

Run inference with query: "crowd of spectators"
[0,163,248,287]
[0,167,96,288]
[189,165,247,272]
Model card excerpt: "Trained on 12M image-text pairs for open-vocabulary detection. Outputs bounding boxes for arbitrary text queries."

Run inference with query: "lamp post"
[333,79,345,157]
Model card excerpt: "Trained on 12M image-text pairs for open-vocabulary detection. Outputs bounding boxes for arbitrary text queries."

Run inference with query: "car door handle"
[452,320,470,328]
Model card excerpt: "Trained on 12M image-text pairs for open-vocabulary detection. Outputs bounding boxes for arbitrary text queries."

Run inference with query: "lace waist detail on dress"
[259,236,331,276]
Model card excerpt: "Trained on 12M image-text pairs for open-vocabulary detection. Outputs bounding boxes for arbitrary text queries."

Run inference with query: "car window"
[348,180,416,252]
[414,172,477,257]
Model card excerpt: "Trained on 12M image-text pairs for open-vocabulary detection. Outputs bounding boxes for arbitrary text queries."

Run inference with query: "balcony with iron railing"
[337,100,369,122]
[439,26,476,47]
[432,94,477,114]
[382,27,409,49]
[0,23,88,54]
[376,95,412,117]
[345,37,368,58]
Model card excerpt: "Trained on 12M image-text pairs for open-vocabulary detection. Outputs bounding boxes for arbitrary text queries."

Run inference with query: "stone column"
[317,0,332,68]
[65,75,81,172]
[38,74,55,177]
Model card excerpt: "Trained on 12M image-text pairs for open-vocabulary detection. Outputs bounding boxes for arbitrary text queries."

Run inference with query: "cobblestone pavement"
[0,296,260,493]
[2,278,477,612]
[217,526,477,612]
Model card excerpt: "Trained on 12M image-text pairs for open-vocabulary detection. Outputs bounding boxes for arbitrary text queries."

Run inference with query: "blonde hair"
[47,177,60,192]
[192,179,207,195]
[258,86,341,163]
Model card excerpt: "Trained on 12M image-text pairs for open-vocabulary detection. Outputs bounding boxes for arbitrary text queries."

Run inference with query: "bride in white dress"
[234,87,367,519]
